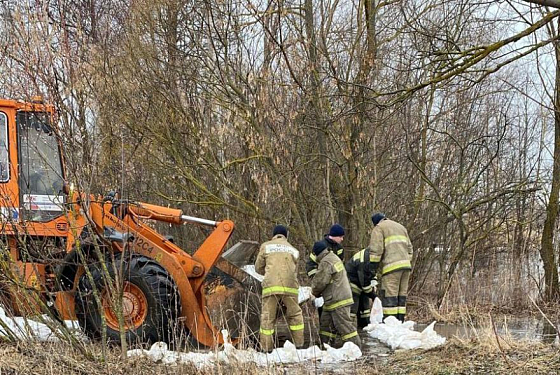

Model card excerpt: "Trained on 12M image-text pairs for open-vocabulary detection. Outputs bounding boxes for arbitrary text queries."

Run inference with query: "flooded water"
[416,317,559,344]
[359,330,392,356]
[312,318,559,373]
[302,331,389,373]
[268,314,558,373]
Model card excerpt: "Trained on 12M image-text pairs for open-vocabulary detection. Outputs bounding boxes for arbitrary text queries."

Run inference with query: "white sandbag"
[321,341,362,363]
[298,286,313,304]
[128,329,362,368]
[242,266,315,305]
[364,316,446,350]
[314,296,324,308]
[241,265,264,282]
[370,297,383,323]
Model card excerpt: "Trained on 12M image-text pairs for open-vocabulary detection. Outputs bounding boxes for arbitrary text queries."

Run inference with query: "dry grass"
[0,341,191,375]
[0,316,557,375]
[356,337,560,375]
[0,339,327,375]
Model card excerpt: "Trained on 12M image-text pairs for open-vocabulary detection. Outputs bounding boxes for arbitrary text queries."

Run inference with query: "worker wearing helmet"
[369,213,413,322]
[255,225,304,352]
[306,224,345,278]
[345,247,377,328]
[311,241,361,348]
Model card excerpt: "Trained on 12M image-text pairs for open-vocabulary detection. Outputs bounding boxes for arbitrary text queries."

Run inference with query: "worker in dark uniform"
[345,247,377,328]
[311,241,361,348]
[255,225,304,352]
[369,213,413,322]
[306,224,345,278]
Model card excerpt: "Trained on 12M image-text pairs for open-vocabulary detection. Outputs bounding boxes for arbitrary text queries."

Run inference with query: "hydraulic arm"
[84,197,235,347]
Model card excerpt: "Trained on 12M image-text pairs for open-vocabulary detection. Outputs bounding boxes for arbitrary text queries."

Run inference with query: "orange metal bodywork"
[0,98,236,348]
[0,98,75,246]
[82,198,235,346]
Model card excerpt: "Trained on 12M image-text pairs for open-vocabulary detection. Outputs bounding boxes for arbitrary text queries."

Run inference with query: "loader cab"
[16,108,65,222]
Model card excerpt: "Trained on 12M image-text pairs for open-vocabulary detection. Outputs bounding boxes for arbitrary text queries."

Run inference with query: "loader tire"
[75,254,181,346]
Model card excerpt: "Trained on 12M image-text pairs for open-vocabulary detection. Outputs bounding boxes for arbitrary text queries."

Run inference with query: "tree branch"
[523,0,560,9]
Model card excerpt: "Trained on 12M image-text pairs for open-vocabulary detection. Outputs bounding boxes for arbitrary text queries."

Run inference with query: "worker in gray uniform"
[311,241,361,348]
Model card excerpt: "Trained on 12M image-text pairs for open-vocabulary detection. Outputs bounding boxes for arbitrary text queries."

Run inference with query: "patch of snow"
[0,306,86,342]
[364,316,446,350]
[128,329,362,368]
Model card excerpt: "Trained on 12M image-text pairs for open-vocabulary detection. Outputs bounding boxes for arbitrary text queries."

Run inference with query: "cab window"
[17,111,64,222]
[17,111,63,195]
[0,113,8,182]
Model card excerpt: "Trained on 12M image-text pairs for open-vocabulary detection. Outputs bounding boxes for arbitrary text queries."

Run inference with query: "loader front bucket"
[204,241,262,343]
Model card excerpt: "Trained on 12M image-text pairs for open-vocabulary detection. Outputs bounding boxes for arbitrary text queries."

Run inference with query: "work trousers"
[259,294,304,352]
[319,305,361,348]
[379,269,410,322]
[350,292,372,329]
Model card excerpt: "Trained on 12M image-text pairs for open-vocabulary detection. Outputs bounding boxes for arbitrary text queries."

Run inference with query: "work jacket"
[311,249,353,311]
[369,219,413,275]
[345,248,375,296]
[306,235,344,277]
[255,234,300,297]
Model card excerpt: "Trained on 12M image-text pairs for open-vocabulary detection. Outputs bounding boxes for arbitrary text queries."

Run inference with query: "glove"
[363,279,377,296]
[314,297,324,308]
[369,278,378,297]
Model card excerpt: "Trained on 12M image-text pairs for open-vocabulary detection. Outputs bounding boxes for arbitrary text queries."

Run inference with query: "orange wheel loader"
[0,97,261,347]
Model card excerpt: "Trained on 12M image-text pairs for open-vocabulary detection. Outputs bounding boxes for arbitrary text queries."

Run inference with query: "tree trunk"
[338,0,378,255]
[539,24,560,302]
[304,0,336,224]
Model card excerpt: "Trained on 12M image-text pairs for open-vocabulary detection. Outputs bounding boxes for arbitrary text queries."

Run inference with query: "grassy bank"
[0,309,558,375]
[0,335,557,375]
[362,337,559,375]
[0,341,271,375]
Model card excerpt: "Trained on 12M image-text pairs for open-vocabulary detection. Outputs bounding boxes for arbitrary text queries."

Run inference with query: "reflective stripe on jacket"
[255,234,300,296]
[306,236,344,277]
[345,248,374,293]
[311,250,353,310]
[369,219,413,275]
